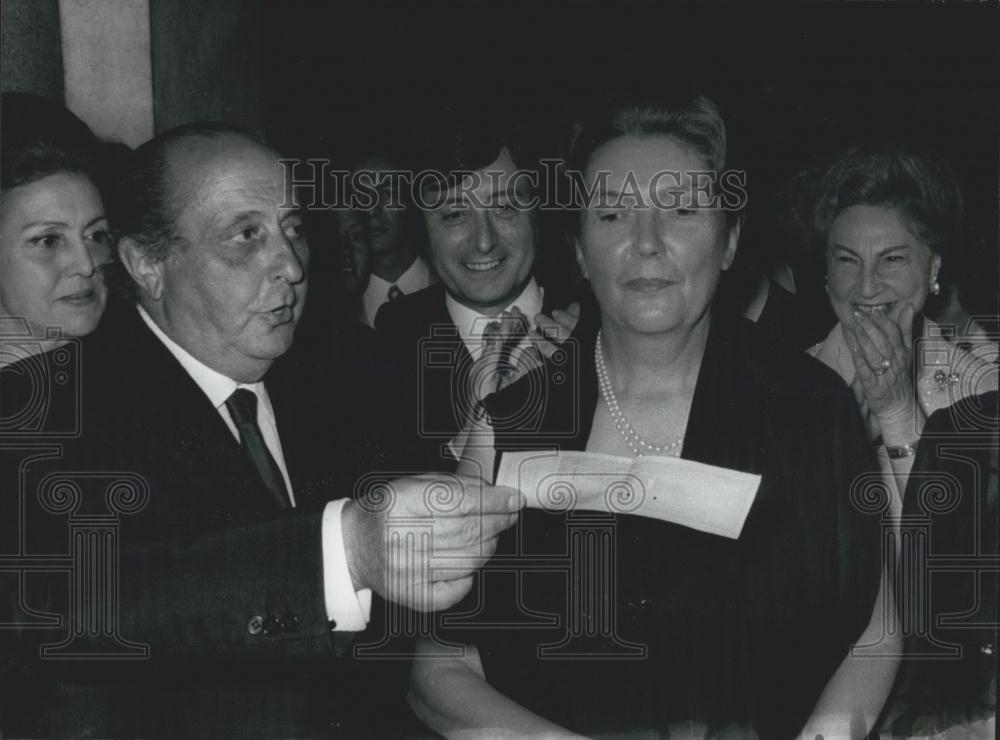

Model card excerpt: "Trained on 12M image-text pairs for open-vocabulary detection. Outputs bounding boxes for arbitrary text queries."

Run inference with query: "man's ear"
[118,237,166,301]
[574,237,589,280]
[721,217,741,272]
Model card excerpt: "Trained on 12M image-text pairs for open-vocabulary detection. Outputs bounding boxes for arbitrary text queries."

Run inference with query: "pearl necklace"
[595,331,684,458]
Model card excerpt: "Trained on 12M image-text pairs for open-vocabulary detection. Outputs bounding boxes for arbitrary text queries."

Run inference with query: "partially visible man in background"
[353,148,435,328]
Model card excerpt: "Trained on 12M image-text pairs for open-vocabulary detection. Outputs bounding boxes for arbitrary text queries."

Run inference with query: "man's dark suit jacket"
[0,307,417,738]
[374,281,586,472]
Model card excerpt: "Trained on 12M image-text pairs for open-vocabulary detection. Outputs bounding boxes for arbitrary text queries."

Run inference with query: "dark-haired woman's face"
[0,173,111,341]
[825,205,940,325]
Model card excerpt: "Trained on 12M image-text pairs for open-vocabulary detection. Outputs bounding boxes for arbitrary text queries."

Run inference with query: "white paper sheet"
[495,450,761,539]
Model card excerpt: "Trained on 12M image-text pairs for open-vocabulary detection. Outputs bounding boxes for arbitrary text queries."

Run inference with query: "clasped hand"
[842,302,920,441]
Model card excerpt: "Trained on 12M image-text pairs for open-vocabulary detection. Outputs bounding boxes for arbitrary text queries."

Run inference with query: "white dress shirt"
[445,277,545,361]
[443,278,545,462]
[137,305,371,630]
[362,254,434,328]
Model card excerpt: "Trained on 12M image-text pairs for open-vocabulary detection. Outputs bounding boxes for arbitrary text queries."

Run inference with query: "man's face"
[354,156,404,258]
[423,147,536,314]
[157,136,309,382]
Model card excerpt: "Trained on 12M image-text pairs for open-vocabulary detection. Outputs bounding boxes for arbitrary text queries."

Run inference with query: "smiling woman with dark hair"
[808,144,998,504]
[0,93,113,368]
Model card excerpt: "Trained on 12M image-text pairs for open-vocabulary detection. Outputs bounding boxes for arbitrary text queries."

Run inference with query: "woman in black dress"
[409,95,889,739]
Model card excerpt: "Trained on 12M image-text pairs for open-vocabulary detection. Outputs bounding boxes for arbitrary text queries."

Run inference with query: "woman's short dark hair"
[812,144,964,257]
[1,92,101,192]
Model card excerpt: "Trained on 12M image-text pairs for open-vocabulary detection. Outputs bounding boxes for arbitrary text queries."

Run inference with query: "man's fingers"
[424,576,475,612]
[534,316,567,346]
[479,512,519,539]
[473,485,525,514]
[530,329,559,360]
[416,476,525,516]
[535,301,580,345]
[431,513,519,551]
[550,302,582,329]
[431,533,503,567]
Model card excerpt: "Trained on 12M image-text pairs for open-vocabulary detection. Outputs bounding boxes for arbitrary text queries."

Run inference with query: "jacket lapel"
[109,310,285,514]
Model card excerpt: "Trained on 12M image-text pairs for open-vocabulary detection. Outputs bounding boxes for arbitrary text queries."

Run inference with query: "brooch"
[933,368,961,387]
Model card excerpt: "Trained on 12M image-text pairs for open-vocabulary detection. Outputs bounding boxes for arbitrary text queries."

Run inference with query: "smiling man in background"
[376,117,581,468]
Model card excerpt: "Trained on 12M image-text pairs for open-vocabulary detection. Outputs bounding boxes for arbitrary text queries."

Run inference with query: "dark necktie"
[387,284,404,302]
[225,388,289,508]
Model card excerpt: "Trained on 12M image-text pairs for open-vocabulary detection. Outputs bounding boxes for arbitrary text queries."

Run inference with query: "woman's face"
[0,173,111,339]
[824,205,941,325]
[576,135,738,335]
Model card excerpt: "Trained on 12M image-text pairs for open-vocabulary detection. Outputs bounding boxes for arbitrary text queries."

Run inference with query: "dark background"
[2,1,995,322]
[261,1,999,323]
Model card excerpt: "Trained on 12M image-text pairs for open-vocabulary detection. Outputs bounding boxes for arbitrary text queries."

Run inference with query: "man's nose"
[273,233,306,283]
[471,209,498,254]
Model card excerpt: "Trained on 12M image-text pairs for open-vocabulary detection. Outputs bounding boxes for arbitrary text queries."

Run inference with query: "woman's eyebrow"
[21,220,69,231]
[831,243,910,257]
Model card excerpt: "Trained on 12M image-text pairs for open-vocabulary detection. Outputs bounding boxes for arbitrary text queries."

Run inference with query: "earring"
[930,279,940,295]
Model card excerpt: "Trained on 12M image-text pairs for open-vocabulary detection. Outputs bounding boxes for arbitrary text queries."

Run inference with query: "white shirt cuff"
[321,499,372,631]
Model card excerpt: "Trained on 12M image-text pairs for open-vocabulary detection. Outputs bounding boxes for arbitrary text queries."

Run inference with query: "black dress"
[437,311,883,739]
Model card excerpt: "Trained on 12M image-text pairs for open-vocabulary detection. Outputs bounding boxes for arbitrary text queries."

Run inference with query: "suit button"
[329,619,338,631]
[281,613,299,631]
[981,642,994,656]
[264,616,282,635]
[247,615,265,636]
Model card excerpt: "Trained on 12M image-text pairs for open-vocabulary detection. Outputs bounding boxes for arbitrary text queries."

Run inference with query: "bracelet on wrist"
[885,442,919,459]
